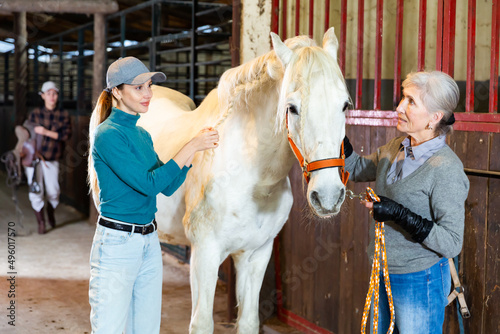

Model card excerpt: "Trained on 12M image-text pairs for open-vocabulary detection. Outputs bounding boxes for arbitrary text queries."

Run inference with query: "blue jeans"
[89,224,163,334]
[372,258,451,334]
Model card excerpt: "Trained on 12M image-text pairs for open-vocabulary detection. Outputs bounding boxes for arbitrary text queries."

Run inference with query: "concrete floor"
[0,172,299,334]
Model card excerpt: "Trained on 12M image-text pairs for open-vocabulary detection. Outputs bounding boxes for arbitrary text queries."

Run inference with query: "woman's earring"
[425,123,433,130]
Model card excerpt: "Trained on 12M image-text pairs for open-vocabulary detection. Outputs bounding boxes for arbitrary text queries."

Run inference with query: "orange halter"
[286,111,350,184]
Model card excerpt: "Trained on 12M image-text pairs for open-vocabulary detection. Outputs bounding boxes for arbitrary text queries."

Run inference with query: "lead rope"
[356,187,395,334]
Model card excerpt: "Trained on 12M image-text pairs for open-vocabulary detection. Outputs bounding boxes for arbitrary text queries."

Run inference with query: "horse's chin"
[310,206,341,219]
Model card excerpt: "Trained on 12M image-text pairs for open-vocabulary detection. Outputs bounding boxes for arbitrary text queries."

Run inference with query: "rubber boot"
[46,203,56,228]
[34,207,45,234]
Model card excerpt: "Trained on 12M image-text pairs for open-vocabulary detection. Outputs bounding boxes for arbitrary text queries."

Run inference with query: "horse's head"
[272,28,350,218]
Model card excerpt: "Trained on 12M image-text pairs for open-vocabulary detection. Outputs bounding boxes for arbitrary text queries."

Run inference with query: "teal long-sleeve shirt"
[92,107,190,224]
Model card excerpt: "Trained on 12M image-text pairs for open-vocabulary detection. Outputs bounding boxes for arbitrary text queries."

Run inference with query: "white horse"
[137,28,350,333]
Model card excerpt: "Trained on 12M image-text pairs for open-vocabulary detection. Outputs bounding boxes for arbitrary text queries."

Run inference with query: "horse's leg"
[233,239,274,334]
[189,242,221,334]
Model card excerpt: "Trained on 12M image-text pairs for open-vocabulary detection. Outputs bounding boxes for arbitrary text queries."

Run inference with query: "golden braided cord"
[360,188,395,334]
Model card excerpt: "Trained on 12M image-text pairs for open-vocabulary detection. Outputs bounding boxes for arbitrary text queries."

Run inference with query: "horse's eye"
[342,102,349,112]
[288,105,298,115]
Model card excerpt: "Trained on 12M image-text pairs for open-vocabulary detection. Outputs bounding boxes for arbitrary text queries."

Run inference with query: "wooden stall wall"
[274,126,500,333]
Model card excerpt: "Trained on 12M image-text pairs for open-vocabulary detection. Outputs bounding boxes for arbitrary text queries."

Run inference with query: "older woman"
[344,71,469,333]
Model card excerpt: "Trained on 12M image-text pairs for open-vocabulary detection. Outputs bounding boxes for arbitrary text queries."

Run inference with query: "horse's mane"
[214,34,347,134]
[214,35,318,129]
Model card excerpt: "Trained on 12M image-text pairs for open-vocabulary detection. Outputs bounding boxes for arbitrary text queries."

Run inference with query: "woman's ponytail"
[88,90,113,207]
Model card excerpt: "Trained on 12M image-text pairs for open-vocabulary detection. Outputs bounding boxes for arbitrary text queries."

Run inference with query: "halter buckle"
[302,162,311,178]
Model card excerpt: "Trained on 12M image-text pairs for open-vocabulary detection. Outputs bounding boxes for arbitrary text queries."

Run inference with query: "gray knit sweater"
[345,136,470,274]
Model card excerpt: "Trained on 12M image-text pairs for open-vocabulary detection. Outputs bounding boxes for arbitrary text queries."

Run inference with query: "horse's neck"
[228,80,295,186]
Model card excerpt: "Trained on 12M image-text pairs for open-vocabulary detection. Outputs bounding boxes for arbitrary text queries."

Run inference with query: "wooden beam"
[0,0,118,14]
[89,12,106,225]
[14,11,28,125]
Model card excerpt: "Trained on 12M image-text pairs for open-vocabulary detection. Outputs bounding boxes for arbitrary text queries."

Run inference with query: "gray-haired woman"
[344,71,470,333]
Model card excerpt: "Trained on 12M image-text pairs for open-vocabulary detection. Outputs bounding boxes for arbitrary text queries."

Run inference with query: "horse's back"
[152,84,196,111]
[139,86,222,245]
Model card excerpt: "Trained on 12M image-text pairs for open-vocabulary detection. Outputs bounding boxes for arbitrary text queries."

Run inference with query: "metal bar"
[195,78,220,83]
[120,14,126,58]
[339,0,347,74]
[196,21,232,32]
[158,58,231,69]
[309,0,314,37]
[196,5,232,17]
[3,53,9,104]
[59,36,64,110]
[165,78,192,84]
[417,0,426,71]
[295,0,300,36]
[106,0,227,20]
[282,0,288,38]
[190,0,198,101]
[157,40,229,55]
[393,0,404,108]
[355,0,365,109]
[35,22,94,44]
[272,0,279,34]
[33,44,39,94]
[442,0,456,76]
[196,58,232,66]
[104,21,109,85]
[324,0,330,33]
[373,0,384,110]
[77,28,84,115]
[436,0,444,71]
[466,0,476,113]
[151,1,161,71]
[489,0,500,113]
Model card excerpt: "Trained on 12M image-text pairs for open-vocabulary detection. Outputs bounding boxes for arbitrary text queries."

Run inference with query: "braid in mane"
[196,50,283,193]
[214,51,281,130]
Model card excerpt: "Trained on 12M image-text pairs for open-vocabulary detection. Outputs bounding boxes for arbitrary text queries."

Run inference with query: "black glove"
[372,196,433,243]
[343,136,353,158]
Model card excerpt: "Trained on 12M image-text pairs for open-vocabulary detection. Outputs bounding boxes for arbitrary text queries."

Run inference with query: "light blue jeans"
[372,258,451,334]
[89,224,163,334]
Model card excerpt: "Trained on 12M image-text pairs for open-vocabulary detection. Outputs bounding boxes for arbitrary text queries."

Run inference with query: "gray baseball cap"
[106,56,166,91]
[39,81,59,94]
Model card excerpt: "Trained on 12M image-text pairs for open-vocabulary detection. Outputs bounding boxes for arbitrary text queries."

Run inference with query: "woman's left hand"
[367,195,434,243]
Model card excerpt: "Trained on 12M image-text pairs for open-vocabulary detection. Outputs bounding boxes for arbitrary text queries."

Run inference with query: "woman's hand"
[366,195,434,243]
[173,127,219,167]
[189,127,219,152]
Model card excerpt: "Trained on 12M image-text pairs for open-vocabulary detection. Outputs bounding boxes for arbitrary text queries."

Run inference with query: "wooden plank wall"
[58,115,90,215]
[274,125,500,333]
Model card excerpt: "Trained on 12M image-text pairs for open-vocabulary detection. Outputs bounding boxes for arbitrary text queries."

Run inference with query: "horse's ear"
[271,32,294,66]
[323,27,339,62]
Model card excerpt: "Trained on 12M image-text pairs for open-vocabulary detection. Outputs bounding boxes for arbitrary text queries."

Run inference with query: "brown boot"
[46,203,56,228]
[34,208,45,234]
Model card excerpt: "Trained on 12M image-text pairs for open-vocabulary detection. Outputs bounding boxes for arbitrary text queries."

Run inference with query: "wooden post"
[13,11,27,125]
[89,13,106,224]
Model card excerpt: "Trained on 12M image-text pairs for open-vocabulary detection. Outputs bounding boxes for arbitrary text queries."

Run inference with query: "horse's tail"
[88,90,113,208]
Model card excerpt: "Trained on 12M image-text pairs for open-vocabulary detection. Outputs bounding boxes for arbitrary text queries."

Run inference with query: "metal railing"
[1,0,233,112]
[271,0,500,133]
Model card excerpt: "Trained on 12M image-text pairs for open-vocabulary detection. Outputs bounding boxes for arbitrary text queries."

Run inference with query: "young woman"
[344,71,469,333]
[87,56,219,333]
[25,81,71,233]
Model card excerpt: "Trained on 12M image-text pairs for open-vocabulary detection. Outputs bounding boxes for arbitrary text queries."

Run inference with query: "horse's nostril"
[310,190,321,207]
[336,188,346,207]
